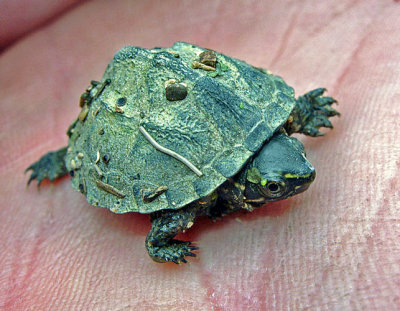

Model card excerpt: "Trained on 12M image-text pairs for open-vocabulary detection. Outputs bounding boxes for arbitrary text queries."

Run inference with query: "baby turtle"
[26,42,339,264]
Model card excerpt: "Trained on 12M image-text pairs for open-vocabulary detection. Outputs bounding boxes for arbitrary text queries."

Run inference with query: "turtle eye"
[267,182,280,193]
[259,181,286,198]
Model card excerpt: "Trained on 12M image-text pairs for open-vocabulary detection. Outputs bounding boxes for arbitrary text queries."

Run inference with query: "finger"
[0,0,87,49]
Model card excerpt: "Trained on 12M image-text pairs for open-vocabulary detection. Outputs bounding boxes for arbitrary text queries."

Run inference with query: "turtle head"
[244,133,316,204]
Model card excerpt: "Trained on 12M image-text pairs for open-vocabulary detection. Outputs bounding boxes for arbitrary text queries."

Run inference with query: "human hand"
[1,1,399,310]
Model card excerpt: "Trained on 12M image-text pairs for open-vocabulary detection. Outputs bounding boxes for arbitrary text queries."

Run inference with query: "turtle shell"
[65,42,295,214]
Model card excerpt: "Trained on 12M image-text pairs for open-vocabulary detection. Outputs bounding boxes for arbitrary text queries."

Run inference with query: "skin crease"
[0,0,399,310]
[0,0,85,49]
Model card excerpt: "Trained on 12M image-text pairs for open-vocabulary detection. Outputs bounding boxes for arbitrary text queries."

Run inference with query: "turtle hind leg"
[146,207,199,264]
[26,146,68,187]
[286,88,340,137]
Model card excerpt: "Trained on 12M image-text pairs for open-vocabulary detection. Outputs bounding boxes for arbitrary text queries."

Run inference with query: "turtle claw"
[26,147,68,188]
[305,87,326,98]
[286,88,339,137]
[313,116,333,129]
[316,96,337,106]
[147,240,198,264]
[26,162,52,187]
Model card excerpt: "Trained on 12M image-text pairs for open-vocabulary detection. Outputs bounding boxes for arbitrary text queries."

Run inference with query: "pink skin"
[1,1,400,310]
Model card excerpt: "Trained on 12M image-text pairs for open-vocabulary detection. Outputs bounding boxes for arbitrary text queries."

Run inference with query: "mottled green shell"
[65,42,295,214]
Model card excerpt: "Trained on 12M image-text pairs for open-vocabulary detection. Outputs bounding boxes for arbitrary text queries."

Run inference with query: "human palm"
[1,1,399,310]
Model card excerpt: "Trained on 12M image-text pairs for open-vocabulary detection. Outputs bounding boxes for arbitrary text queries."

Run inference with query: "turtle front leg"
[26,146,68,187]
[208,180,247,220]
[146,207,199,264]
[285,88,339,137]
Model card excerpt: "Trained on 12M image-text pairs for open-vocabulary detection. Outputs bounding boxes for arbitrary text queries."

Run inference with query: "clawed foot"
[146,239,199,264]
[286,88,339,137]
[25,147,68,187]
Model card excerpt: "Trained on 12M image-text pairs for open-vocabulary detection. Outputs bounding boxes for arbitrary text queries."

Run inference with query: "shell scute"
[66,42,296,213]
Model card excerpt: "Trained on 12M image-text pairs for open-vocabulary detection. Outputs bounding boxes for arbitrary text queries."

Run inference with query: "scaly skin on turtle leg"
[207,180,247,220]
[285,88,340,137]
[146,206,200,264]
[25,146,68,187]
